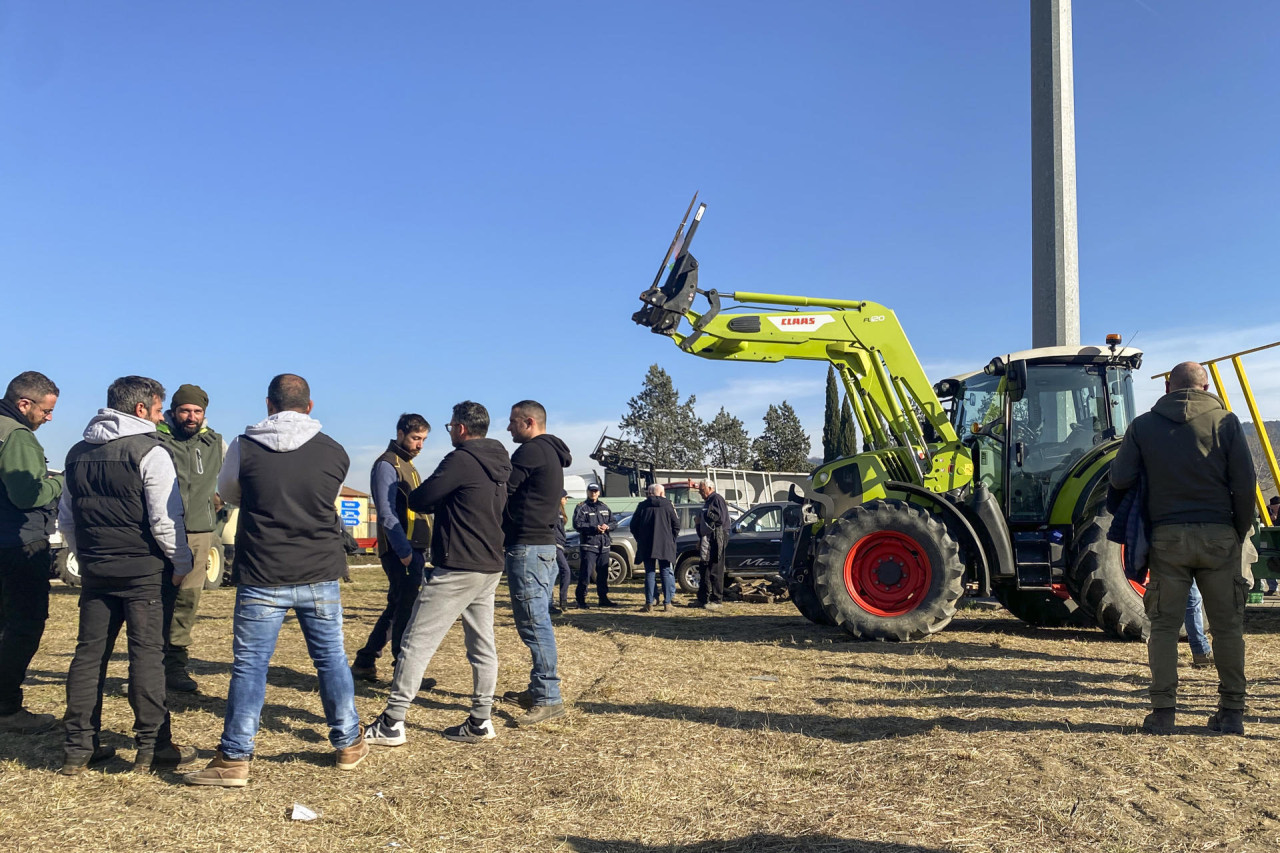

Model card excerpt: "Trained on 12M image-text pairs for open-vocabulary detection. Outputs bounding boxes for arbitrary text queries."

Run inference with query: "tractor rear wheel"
[994,585,1087,628]
[1065,509,1149,640]
[812,500,965,641]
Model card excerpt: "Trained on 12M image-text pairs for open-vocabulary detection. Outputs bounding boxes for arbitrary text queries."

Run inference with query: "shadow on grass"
[563,610,1135,665]
[565,836,948,853]
[576,698,1129,742]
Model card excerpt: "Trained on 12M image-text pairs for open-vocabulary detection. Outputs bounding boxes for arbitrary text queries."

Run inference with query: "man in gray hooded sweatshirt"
[1111,361,1257,736]
[185,374,366,787]
[59,375,197,774]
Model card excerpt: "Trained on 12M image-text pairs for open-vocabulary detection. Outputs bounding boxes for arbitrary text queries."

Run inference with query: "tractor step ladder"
[1154,341,1280,601]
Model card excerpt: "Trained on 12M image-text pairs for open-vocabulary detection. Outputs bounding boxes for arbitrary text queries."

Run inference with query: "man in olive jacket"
[0,371,63,733]
[1111,361,1256,736]
[156,383,224,692]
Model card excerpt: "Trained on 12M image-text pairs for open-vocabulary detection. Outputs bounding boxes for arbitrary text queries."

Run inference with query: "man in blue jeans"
[184,374,367,786]
[500,400,571,725]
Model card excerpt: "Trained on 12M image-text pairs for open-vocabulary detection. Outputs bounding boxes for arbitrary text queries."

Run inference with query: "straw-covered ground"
[4,565,1280,853]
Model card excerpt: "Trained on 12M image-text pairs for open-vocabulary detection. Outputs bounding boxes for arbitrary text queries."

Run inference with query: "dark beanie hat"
[172,383,209,410]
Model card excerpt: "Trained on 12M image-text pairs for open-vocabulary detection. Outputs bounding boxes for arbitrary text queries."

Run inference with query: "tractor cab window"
[737,506,782,533]
[1008,364,1110,520]
[668,488,700,506]
[955,372,1007,499]
[1106,367,1137,437]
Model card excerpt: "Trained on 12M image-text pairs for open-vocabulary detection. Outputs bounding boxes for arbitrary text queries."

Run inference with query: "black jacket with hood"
[503,433,572,547]
[409,437,512,572]
[1110,388,1256,541]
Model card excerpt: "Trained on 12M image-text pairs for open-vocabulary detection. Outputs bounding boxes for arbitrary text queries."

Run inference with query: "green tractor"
[633,200,1148,640]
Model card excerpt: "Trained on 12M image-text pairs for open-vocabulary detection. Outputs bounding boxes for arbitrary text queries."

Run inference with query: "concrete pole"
[1031,0,1080,347]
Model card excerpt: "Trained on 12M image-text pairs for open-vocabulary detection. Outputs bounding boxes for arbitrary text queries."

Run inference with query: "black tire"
[812,500,965,641]
[994,585,1088,628]
[675,554,701,594]
[202,533,226,590]
[58,549,82,587]
[789,571,834,626]
[1065,509,1149,640]
[607,550,628,586]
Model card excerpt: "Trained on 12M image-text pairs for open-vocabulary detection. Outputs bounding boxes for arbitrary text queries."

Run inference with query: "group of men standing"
[0,368,579,785]
[0,372,223,772]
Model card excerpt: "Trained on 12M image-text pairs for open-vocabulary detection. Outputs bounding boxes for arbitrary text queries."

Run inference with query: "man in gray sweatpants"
[363,401,512,745]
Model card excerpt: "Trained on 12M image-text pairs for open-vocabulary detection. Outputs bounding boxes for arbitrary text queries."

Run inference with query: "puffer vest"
[64,434,168,580]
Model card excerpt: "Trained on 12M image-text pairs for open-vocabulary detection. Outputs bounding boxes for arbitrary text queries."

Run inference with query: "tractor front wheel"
[812,500,965,641]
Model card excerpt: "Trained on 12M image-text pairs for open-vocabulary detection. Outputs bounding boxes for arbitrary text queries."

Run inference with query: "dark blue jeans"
[643,559,675,605]
[505,544,561,705]
[354,549,426,668]
[220,582,360,760]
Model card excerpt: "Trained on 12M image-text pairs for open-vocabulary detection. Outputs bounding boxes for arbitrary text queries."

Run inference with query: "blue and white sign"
[340,499,363,527]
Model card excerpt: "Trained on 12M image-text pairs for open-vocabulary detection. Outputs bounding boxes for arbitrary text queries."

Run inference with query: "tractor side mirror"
[1007,360,1028,403]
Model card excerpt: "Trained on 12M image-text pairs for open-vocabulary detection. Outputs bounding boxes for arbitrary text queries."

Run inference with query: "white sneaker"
[363,713,406,747]
[442,717,496,743]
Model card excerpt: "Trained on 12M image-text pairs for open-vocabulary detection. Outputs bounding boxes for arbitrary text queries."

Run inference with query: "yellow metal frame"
[1151,341,1280,522]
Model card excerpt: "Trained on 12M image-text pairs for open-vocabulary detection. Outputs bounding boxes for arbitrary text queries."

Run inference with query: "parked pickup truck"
[671,501,803,593]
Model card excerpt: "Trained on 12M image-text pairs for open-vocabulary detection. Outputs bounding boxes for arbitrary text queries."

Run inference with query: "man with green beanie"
[156,383,225,693]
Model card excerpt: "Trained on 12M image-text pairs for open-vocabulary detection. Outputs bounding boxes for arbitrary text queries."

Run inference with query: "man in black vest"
[352,413,433,682]
[0,371,63,734]
[185,374,366,786]
[58,375,198,774]
[156,383,225,693]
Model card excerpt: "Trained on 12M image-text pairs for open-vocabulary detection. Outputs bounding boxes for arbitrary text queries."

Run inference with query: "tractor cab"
[939,343,1142,524]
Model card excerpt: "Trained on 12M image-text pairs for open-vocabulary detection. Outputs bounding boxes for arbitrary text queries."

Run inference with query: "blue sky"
[3,1,1278,484]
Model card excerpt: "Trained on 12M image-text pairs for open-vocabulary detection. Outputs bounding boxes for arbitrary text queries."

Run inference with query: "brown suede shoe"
[336,736,369,771]
[183,750,250,787]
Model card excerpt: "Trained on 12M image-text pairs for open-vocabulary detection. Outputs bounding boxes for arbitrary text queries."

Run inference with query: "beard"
[176,419,202,438]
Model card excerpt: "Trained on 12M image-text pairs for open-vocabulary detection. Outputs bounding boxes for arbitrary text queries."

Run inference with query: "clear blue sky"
[4,1,1278,483]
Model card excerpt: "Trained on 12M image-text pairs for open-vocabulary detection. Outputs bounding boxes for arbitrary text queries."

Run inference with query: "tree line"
[616,365,812,472]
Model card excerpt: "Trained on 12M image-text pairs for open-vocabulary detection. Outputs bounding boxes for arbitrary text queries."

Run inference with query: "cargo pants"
[1145,522,1249,711]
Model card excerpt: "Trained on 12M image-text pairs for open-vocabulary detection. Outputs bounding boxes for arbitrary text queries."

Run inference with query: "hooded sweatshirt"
[218,411,350,587]
[409,437,511,572]
[503,433,572,547]
[57,409,193,580]
[1110,388,1257,540]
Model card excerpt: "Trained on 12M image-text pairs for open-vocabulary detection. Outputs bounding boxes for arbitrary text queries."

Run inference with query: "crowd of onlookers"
[0,369,738,786]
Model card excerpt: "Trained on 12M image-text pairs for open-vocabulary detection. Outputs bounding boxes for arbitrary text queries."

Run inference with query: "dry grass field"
[4,566,1280,853]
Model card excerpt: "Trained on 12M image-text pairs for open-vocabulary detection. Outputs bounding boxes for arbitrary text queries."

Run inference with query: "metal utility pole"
[1031,0,1080,347]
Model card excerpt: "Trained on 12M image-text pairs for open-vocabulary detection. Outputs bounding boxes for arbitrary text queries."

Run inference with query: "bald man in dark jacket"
[1111,361,1256,736]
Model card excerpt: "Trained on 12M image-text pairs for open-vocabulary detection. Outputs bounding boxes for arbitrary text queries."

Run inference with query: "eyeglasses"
[20,398,53,416]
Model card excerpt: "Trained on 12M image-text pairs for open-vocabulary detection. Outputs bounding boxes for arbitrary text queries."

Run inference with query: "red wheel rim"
[1121,544,1148,596]
[843,530,932,617]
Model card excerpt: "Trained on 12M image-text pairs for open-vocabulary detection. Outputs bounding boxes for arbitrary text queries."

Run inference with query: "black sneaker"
[442,717,496,743]
[61,745,116,776]
[598,599,621,608]
[350,664,379,683]
[501,689,535,710]
[0,708,57,733]
[136,741,198,771]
